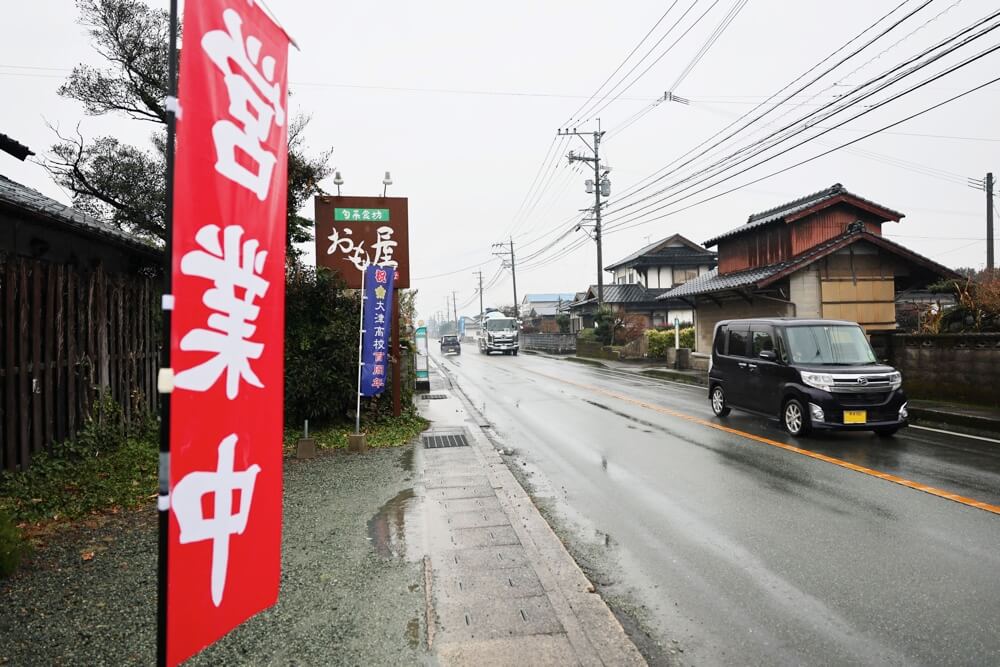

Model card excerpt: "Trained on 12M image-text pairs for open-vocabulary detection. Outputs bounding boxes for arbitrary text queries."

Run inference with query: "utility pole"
[473,270,484,323]
[988,172,995,270]
[510,238,518,319]
[452,290,458,327]
[560,123,609,306]
[492,239,518,318]
[970,173,996,270]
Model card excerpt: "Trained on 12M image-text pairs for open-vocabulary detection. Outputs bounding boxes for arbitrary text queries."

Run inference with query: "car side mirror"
[759,350,777,361]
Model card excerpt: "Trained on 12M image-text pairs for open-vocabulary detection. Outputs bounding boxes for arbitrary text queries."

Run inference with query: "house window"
[673,268,699,286]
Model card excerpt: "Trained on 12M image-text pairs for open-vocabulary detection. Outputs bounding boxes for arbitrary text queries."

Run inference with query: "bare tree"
[46,0,331,255]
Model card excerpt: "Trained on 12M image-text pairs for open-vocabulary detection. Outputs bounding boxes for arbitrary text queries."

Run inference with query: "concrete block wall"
[522,333,577,354]
[874,333,1000,406]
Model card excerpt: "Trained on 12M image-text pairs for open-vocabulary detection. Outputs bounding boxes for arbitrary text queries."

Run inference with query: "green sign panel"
[335,207,390,222]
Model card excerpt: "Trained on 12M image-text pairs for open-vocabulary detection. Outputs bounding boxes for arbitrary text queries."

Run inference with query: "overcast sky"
[2,0,998,323]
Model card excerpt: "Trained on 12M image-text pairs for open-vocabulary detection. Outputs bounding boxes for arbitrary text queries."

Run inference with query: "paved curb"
[563,356,607,368]
[909,408,1000,437]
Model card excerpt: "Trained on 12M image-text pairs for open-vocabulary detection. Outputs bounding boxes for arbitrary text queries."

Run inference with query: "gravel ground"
[0,445,428,666]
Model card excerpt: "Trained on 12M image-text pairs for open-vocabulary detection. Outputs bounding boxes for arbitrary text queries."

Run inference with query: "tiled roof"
[661,227,958,300]
[605,233,715,271]
[702,183,905,248]
[0,174,160,257]
[522,293,576,303]
[527,304,560,317]
[658,266,779,299]
[571,283,672,305]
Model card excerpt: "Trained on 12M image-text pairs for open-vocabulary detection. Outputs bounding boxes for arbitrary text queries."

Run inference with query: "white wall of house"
[612,264,712,288]
[789,265,822,318]
[694,298,794,352]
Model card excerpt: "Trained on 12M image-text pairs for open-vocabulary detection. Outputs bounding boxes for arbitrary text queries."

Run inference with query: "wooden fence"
[0,256,158,472]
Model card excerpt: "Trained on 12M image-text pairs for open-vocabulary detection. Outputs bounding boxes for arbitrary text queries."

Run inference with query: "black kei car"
[439,334,461,355]
[708,318,908,437]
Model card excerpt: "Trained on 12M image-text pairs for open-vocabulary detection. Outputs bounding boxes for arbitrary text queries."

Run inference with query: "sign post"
[162,2,291,664]
[315,196,409,417]
[674,317,680,350]
[414,326,429,390]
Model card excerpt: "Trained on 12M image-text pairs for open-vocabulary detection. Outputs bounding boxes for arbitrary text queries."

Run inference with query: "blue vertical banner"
[361,264,396,396]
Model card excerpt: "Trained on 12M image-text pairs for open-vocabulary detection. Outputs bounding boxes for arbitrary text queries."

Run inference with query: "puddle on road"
[368,488,415,560]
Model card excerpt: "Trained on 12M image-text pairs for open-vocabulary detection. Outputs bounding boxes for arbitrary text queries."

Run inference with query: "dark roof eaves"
[0,177,161,259]
[703,185,905,248]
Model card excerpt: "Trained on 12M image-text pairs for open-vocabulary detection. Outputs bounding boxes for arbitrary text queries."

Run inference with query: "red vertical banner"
[168,1,289,664]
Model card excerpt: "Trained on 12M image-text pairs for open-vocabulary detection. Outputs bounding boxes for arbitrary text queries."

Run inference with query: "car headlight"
[809,403,825,422]
[801,372,835,392]
[888,371,902,390]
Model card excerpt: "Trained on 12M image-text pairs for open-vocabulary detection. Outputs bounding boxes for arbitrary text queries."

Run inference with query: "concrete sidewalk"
[415,370,645,666]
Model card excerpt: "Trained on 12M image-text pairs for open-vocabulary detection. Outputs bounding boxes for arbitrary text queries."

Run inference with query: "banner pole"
[157,0,179,664]
[355,265,367,435]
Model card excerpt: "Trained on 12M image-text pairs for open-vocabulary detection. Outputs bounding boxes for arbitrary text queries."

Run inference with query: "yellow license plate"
[843,410,867,424]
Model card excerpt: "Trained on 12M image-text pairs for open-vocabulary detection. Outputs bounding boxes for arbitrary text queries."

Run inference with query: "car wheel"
[874,427,898,438]
[783,398,811,436]
[710,385,731,417]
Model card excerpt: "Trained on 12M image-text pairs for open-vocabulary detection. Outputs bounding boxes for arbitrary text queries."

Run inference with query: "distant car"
[708,318,908,437]
[439,335,461,355]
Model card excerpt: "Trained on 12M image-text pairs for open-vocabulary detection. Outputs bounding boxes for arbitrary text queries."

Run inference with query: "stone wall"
[521,333,577,354]
[576,340,622,360]
[870,332,1000,405]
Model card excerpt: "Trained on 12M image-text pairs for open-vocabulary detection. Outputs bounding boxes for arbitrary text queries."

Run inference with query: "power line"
[412,258,497,281]
[668,0,749,92]
[581,0,716,124]
[603,73,1000,238]
[0,64,667,102]
[503,135,560,239]
[605,0,928,207]
[561,1,682,126]
[604,54,1000,235]
[602,10,1000,225]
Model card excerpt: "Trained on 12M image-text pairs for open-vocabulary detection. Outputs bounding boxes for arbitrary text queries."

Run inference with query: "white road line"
[910,424,1000,445]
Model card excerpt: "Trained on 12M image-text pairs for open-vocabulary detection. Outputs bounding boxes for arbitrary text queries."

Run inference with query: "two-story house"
[605,233,717,288]
[588,233,718,327]
[661,184,959,352]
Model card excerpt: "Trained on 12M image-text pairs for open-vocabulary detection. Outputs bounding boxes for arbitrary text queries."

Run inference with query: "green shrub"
[577,327,597,342]
[284,266,361,426]
[679,326,696,350]
[0,508,29,578]
[646,330,672,358]
[284,265,420,428]
[593,307,617,345]
[0,394,158,524]
[646,326,696,354]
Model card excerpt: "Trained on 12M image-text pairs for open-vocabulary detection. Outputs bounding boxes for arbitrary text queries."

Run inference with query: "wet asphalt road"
[433,347,1000,666]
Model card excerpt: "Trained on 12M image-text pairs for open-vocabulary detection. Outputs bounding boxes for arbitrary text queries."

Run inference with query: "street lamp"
[382,171,393,197]
[333,171,344,196]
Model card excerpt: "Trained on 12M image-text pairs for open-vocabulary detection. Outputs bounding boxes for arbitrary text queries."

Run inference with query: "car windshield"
[486,318,515,332]
[782,325,877,365]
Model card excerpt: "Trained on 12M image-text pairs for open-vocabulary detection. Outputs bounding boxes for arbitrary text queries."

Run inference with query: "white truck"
[478,311,519,355]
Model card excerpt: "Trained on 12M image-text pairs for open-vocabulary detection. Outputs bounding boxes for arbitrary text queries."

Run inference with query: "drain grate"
[421,394,448,400]
[423,433,470,449]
